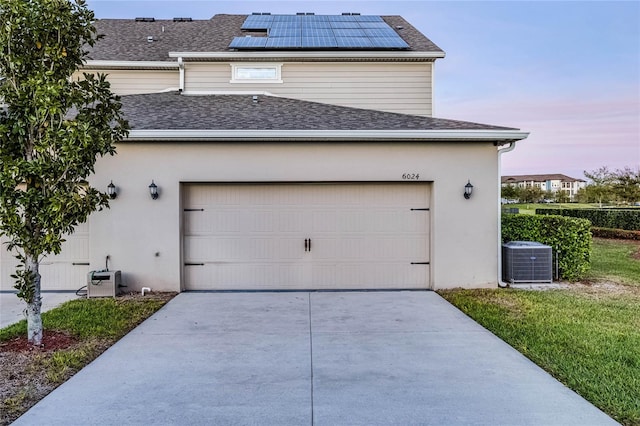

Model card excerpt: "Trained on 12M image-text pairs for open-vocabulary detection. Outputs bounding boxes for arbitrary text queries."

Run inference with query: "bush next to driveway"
[502,214,592,281]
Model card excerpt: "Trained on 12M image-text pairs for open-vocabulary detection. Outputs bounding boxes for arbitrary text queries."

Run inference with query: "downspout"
[497,141,517,288]
[178,57,185,92]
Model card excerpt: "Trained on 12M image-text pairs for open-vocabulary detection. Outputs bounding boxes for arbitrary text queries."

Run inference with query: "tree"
[583,166,614,207]
[611,167,640,204]
[519,186,544,203]
[500,184,519,202]
[0,0,128,345]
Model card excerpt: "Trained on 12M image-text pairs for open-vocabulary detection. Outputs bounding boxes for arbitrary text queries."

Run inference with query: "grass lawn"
[589,238,640,286]
[440,238,640,425]
[0,293,175,425]
[506,203,597,215]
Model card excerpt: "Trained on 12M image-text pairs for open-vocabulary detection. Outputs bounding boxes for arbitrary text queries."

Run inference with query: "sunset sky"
[86,0,640,181]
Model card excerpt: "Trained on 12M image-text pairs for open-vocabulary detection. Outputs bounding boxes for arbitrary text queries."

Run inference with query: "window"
[230,63,283,84]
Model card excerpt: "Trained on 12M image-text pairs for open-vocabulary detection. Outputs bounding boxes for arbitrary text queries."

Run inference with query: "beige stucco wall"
[74,69,179,95]
[184,62,433,116]
[87,141,499,292]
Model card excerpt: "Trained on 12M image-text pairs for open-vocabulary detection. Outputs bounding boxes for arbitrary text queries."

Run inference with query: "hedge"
[591,227,640,241]
[502,214,592,281]
[536,208,640,231]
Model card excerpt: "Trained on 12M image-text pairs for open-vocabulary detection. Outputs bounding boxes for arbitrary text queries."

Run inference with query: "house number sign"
[402,173,420,180]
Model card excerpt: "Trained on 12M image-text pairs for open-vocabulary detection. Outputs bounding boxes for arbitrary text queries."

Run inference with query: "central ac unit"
[502,241,552,284]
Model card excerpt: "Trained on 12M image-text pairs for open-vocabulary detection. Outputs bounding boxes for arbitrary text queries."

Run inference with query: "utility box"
[502,241,552,284]
[87,270,122,298]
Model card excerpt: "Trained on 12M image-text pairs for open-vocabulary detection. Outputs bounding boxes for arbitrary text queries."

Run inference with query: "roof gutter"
[168,51,446,61]
[126,129,529,142]
[83,60,180,70]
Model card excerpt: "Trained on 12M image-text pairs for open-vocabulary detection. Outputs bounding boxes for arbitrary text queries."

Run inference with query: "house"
[501,174,586,200]
[0,13,528,293]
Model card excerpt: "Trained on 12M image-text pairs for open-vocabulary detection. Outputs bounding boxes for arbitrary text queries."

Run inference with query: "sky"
[85,0,640,181]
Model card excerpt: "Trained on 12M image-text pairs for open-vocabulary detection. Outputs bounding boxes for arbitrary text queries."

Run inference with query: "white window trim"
[230,63,283,84]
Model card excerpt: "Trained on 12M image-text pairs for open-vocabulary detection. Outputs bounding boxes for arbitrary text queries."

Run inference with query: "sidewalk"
[0,292,80,328]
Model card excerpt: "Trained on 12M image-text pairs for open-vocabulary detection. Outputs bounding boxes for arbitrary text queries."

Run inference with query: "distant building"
[501,174,586,200]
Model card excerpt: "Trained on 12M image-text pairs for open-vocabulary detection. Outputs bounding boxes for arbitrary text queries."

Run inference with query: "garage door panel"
[1,223,89,291]
[183,183,430,290]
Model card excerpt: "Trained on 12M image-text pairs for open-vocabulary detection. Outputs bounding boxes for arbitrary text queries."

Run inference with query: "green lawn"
[440,238,640,425]
[589,238,640,286]
[505,203,597,215]
[439,288,640,425]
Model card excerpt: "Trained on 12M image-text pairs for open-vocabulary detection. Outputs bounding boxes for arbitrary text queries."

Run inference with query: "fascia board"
[126,129,529,142]
[168,51,446,60]
[83,60,179,70]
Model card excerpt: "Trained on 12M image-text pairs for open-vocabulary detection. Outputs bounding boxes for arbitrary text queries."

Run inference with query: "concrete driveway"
[13,291,616,425]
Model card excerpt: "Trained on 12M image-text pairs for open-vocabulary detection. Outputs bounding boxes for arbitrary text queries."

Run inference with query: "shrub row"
[536,208,640,231]
[591,227,640,241]
[502,214,592,281]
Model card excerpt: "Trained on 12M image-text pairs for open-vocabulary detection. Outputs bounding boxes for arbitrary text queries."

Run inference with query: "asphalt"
[13,291,616,425]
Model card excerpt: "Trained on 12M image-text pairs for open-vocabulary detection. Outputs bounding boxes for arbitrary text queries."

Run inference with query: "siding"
[74,70,179,95]
[185,62,433,116]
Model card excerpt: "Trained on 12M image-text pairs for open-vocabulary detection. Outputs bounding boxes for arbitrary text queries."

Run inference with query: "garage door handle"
[309,238,311,252]
[304,239,308,252]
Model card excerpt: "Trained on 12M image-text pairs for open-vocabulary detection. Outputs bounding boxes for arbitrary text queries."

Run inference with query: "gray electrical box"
[87,270,122,298]
[502,241,552,284]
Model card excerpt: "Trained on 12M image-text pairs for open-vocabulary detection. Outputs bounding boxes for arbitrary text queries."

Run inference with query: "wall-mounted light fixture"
[107,181,117,199]
[149,180,159,200]
[464,180,474,199]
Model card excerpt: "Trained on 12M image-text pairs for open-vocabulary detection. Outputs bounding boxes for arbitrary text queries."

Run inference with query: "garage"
[0,223,90,292]
[182,183,431,290]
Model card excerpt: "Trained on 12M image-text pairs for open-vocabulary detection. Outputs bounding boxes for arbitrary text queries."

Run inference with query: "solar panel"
[354,15,384,22]
[368,36,409,49]
[231,14,410,50]
[328,15,357,22]
[229,36,268,48]
[265,37,301,48]
[335,36,373,48]
[301,36,337,48]
[358,21,392,29]
[269,27,300,37]
[241,15,273,30]
[270,22,301,31]
[332,28,366,37]
[363,28,398,38]
[329,20,361,29]
[302,27,333,38]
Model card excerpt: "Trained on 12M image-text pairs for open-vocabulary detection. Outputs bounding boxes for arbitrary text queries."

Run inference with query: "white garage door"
[183,183,430,290]
[0,223,90,291]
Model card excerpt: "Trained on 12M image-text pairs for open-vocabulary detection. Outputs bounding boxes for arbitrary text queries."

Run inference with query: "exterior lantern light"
[464,180,473,199]
[107,181,117,199]
[149,180,159,200]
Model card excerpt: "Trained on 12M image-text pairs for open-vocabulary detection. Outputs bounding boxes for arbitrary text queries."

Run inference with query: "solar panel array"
[229,14,410,50]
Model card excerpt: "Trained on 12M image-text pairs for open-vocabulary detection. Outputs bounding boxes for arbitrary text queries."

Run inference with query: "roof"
[121,92,515,131]
[118,92,528,142]
[501,174,586,183]
[89,14,444,61]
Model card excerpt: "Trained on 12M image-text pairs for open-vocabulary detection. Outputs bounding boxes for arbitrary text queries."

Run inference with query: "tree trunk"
[25,254,43,346]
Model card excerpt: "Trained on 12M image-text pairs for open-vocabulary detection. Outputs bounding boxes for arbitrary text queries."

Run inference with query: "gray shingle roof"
[90,14,443,61]
[119,91,516,131]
